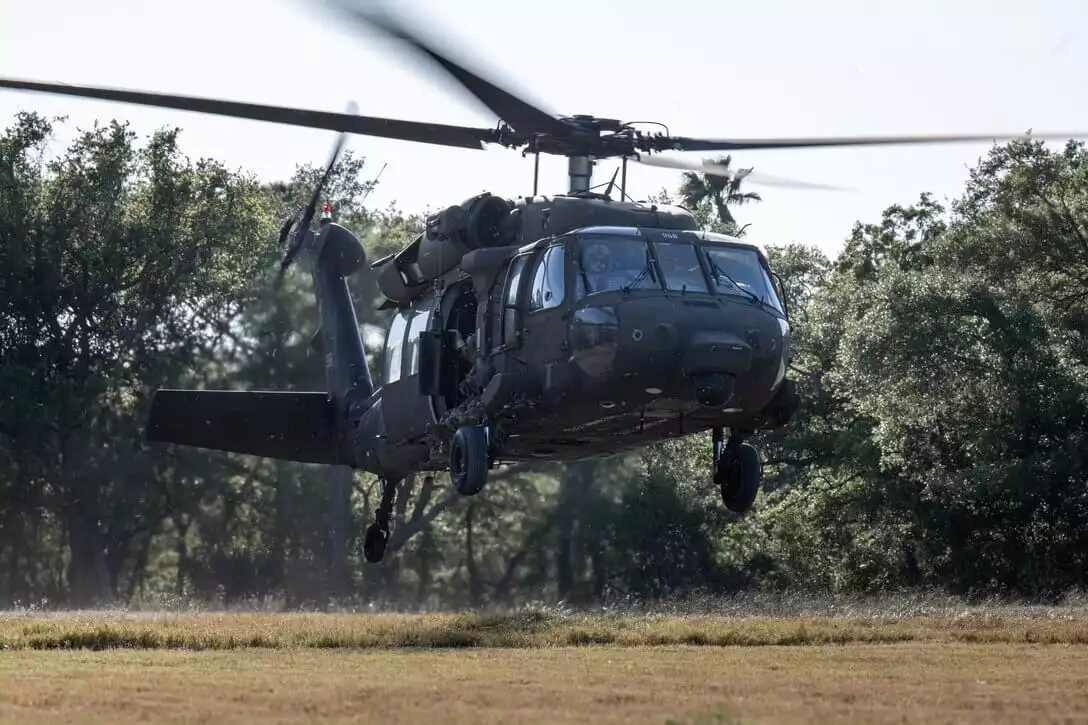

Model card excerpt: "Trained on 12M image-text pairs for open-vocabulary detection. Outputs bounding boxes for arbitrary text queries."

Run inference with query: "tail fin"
[144,123,376,467]
[309,221,374,405]
[145,389,347,465]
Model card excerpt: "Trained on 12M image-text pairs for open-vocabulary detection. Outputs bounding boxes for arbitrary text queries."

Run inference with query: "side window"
[383,311,409,383]
[506,256,527,306]
[528,245,565,312]
[405,304,431,376]
[502,254,529,344]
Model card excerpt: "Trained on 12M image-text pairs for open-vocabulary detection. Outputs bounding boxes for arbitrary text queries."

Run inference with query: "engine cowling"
[376,192,514,305]
[417,193,513,279]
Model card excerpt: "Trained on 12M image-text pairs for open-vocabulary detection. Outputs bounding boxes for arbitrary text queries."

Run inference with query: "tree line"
[2,110,1087,609]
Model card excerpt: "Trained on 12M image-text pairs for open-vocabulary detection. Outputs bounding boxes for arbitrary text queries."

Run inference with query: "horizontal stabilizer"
[146,389,346,465]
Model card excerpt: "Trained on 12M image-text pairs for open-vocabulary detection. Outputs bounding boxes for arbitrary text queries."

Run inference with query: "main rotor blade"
[323,0,570,138]
[667,131,1088,153]
[635,154,852,192]
[0,77,494,150]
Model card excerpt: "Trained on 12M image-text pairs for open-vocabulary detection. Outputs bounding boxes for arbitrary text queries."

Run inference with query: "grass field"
[2,604,1087,724]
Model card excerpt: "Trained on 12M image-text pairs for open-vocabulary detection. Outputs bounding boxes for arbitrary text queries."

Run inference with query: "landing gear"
[712,427,762,514]
[363,522,388,563]
[449,425,490,496]
[363,475,398,563]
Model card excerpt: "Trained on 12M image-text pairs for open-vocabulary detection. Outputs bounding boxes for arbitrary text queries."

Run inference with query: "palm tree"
[677,154,762,227]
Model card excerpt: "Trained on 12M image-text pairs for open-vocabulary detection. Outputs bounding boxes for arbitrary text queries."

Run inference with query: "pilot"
[582,242,642,294]
[581,243,611,291]
[711,250,761,295]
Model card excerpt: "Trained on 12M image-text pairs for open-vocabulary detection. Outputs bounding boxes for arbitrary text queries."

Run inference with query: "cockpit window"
[574,235,659,298]
[652,242,709,293]
[703,245,784,314]
[529,244,565,311]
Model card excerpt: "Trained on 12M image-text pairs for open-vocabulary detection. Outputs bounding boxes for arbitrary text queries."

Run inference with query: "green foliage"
[677,155,762,228]
[4,109,1088,609]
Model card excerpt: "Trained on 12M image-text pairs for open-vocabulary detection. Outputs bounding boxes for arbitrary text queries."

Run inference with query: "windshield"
[652,241,710,293]
[574,234,658,297]
[703,245,784,314]
[571,233,784,315]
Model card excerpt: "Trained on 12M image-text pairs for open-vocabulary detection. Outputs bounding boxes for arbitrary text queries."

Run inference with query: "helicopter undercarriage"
[362,421,495,563]
[361,417,768,564]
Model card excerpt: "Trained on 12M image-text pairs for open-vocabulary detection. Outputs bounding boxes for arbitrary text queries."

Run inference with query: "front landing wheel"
[715,442,761,513]
[450,425,489,496]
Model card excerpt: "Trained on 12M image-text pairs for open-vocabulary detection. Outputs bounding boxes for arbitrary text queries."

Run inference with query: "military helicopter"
[4,0,1086,564]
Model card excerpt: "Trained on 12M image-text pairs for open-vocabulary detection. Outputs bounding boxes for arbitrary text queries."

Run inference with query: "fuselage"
[361,224,791,474]
[141,195,795,485]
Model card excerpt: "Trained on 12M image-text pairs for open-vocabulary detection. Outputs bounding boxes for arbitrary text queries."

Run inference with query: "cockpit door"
[521,243,569,365]
[489,251,532,353]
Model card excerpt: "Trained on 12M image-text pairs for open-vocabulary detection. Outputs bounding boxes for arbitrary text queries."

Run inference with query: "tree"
[0,112,277,605]
[677,155,762,234]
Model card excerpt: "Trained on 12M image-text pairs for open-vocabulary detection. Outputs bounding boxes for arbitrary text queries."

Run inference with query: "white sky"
[1,0,1084,259]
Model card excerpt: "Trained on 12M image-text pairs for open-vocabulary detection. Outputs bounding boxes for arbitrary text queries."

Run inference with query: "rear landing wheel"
[450,425,489,496]
[363,521,389,563]
[363,476,397,564]
[715,441,761,514]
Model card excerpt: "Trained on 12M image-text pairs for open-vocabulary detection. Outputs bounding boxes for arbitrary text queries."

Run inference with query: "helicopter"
[4,1,1087,565]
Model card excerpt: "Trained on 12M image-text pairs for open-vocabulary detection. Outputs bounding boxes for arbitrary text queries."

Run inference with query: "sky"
[1,0,1085,260]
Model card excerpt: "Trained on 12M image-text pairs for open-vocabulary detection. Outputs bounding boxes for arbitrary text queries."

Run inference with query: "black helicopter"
[4,0,1086,564]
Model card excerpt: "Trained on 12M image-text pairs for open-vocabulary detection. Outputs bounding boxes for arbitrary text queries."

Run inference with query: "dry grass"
[1,610,1086,723]
[1,644,1088,724]
[2,609,1088,650]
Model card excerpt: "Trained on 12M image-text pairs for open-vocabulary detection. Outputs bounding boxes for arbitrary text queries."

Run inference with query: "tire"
[719,442,761,514]
[363,522,388,563]
[450,425,489,496]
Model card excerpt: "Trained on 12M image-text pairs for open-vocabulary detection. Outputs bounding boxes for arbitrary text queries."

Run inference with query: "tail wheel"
[449,425,489,496]
[363,522,389,563]
[717,442,762,514]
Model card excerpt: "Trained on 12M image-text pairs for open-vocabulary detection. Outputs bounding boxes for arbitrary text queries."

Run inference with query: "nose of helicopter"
[626,320,753,378]
[569,296,785,408]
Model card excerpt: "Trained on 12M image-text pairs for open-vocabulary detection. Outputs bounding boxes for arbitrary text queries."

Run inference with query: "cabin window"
[574,235,659,299]
[653,242,709,293]
[383,310,410,383]
[502,254,529,345]
[405,304,432,376]
[528,244,565,312]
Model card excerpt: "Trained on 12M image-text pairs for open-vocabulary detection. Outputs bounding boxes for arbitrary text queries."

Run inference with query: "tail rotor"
[274,100,359,292]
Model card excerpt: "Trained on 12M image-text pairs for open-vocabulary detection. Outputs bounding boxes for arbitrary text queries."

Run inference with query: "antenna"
[603,167,619,199]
